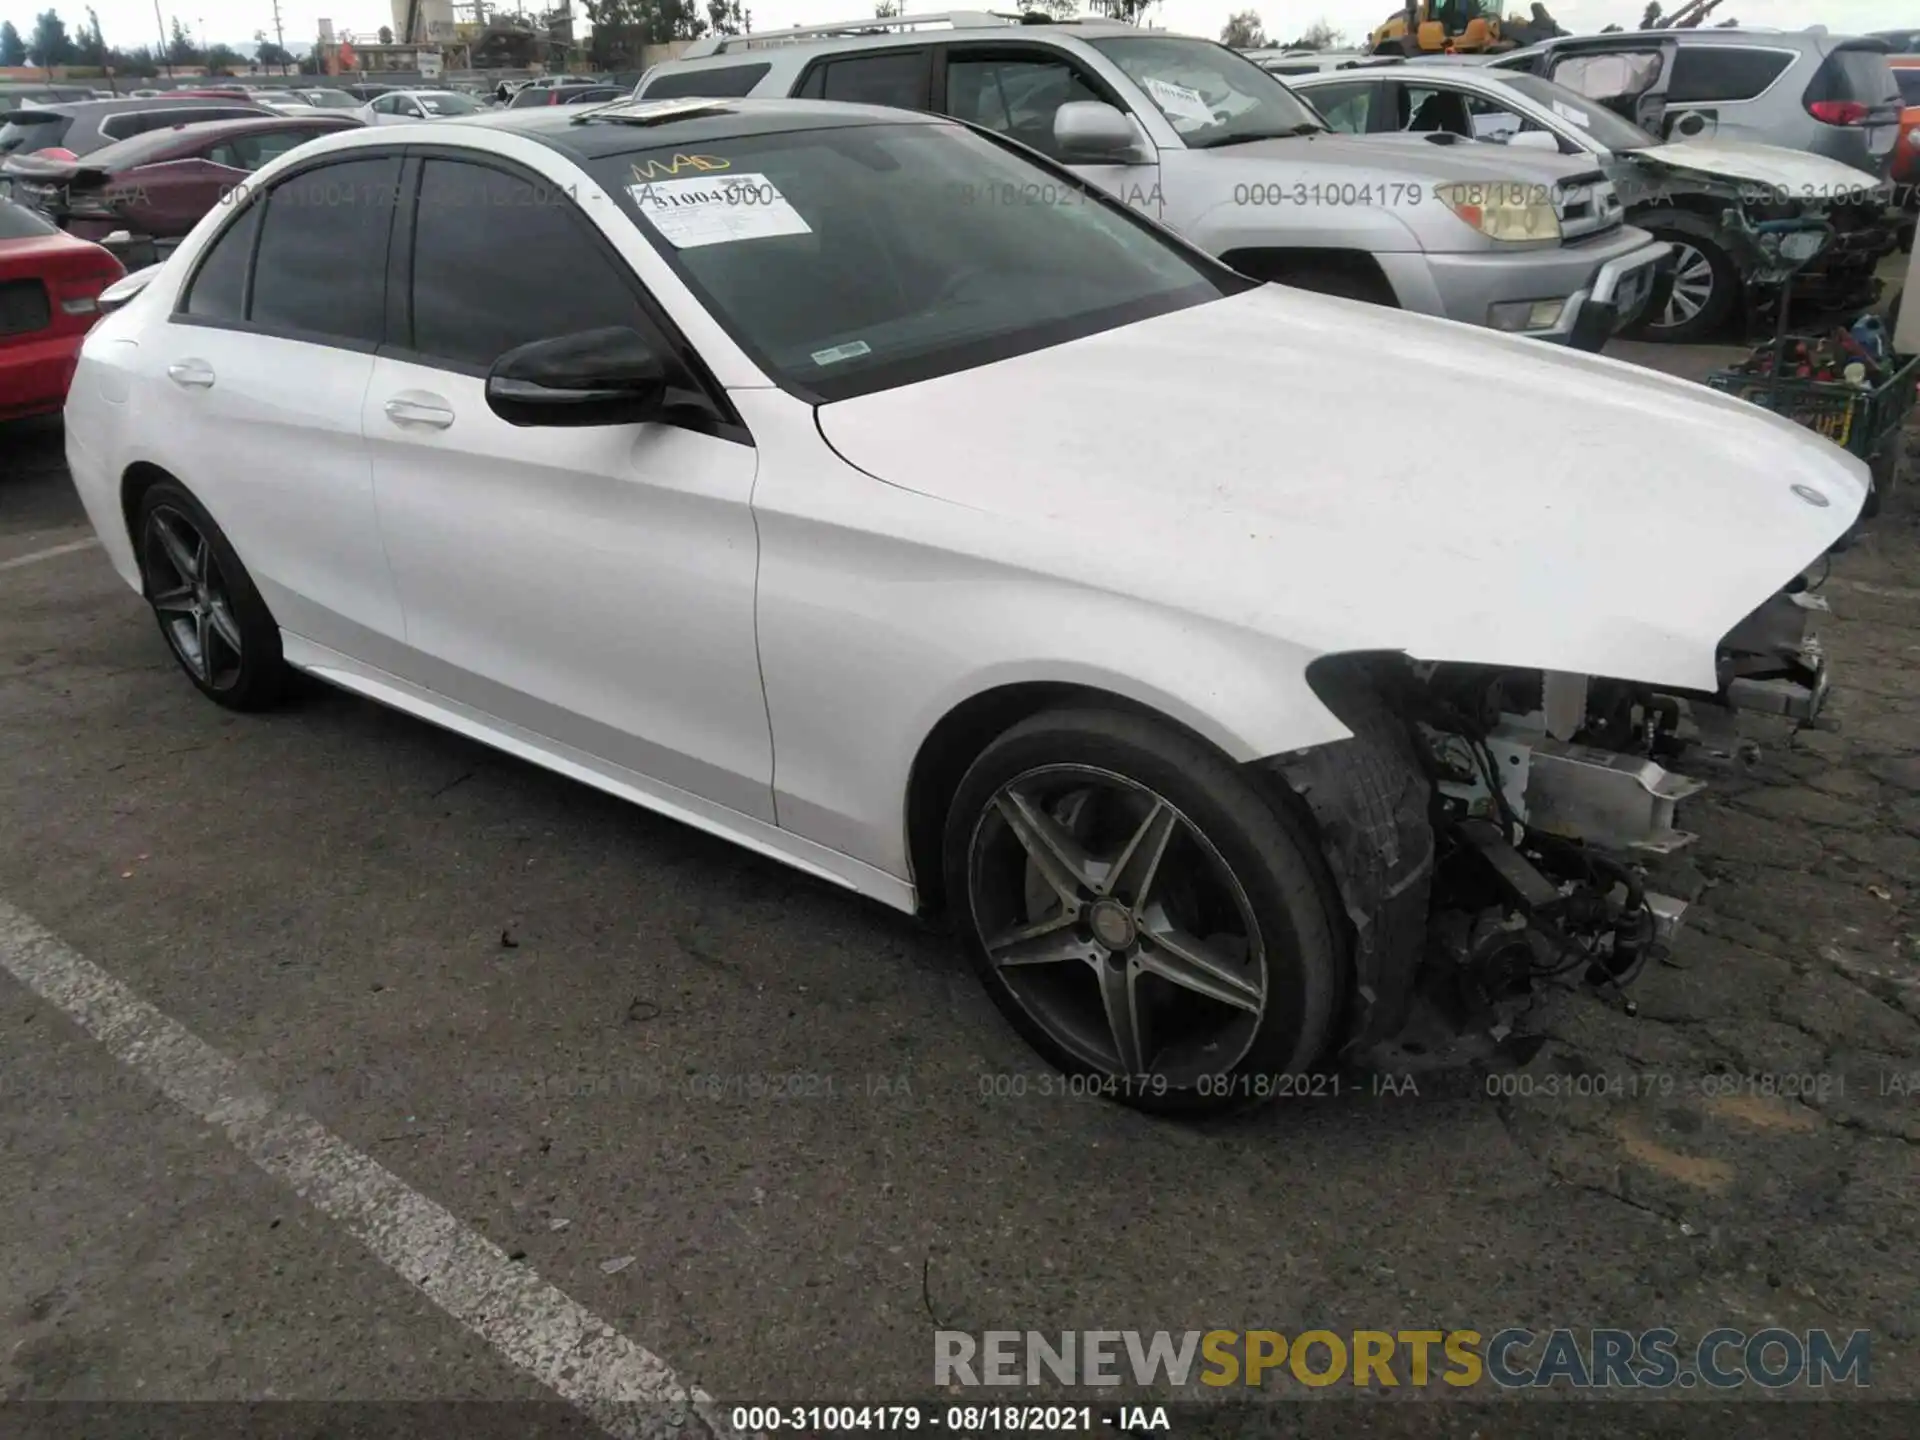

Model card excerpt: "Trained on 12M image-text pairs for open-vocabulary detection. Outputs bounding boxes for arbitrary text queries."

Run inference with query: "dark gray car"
[0,96,273,161]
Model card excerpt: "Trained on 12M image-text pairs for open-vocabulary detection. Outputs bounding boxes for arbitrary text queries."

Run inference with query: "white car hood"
[815,286,1867,693]
[1623,139,1880,193]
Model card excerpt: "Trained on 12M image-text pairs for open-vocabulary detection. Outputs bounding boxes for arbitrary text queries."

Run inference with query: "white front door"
[362,154,773,821]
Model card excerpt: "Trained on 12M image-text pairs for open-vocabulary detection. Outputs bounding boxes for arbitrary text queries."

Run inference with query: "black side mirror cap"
[485,326,670,428]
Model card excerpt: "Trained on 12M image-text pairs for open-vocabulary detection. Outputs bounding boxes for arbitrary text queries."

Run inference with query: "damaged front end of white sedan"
[1265,559,1848,1073]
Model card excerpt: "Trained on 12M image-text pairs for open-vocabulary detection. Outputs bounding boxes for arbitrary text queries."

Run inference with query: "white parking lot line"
[0,897,740,1440]
[0,537,102,572]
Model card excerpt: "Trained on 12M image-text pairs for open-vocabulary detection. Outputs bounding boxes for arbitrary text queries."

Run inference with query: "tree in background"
[874,0,900,13]
[1087,0,1157,22]
[28,8,73,68]
[166,16,201,66]
[70,5,107,65]
[1220,10,1266,47]
[378,25,394,43]
[707,0,749,34]
[206,41,242,73]
[255,29,294,72]
[1638,2,1661,26]
[0,19,25,66]
[1278,18,1342,49]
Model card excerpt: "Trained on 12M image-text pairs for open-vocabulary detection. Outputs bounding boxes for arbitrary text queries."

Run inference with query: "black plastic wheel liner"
[1262,657,1436,1053]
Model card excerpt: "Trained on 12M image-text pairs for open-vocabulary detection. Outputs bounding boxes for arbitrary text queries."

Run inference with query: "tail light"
[1808,100,1870,125]
[47,256,126,319]
[30,146,80,161]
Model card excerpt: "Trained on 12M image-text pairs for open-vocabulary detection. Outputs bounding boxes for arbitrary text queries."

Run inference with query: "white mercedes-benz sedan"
[65,99,1867,1115]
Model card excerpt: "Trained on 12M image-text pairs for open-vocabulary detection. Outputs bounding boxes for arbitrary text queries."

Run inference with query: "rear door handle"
[384,395,455,429]
[167,360,215,389]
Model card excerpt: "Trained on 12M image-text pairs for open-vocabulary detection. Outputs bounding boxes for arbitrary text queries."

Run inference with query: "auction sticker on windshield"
[628,173,811,249]
[1145,77,1213,127]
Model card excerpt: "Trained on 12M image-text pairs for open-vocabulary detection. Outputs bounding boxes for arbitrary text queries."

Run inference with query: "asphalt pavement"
[2,326,1919,1437]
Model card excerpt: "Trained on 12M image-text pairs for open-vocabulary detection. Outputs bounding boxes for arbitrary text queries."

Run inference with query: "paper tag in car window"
[628,172,811,248]
[1550,100,1591,128]
[810,340,872,367]
[1144,78,1212,126]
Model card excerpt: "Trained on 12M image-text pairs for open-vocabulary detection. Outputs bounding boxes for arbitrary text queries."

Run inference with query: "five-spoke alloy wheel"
[136,480,288,710]
[945,709,1344,1115]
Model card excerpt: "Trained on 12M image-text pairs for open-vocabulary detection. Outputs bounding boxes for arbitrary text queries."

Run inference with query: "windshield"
[417,93,481,116]
[1495,72,1661,150]
[1087,35,1327,147]
[589,121,1241,401]
[299,90,362,109]
[0,113,73,157]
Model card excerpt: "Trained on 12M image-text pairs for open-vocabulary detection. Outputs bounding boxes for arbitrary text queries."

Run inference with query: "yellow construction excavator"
[1367,1,1567,56]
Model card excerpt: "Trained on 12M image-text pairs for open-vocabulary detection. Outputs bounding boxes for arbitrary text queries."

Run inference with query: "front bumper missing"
[1716,588,1833,726]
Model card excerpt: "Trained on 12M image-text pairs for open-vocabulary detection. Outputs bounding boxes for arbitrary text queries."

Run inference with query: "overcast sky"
[2,0,1905,54]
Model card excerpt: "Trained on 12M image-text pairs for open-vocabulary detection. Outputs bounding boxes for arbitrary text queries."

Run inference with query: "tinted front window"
[945,57,1104,158]
[1666,46,1794,104]
[182,200,261,322]
[1088,36,1325,147]
[409,159,652,369]
[807,52,928,108]
[249,156,399,344]
[644,63,771,99]
[593,121,1239,400]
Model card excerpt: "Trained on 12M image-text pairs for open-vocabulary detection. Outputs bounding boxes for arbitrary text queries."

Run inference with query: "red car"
[1,113,361,268]
[0,199,122,422]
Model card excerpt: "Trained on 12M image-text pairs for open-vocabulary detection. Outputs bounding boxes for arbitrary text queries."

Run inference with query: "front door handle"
[167,359,215,389]
[384,395,455,429]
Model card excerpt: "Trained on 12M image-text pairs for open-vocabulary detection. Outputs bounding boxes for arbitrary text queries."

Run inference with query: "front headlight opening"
[1436,181,1562,243]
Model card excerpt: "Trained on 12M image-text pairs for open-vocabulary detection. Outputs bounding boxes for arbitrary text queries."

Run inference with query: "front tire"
[1630,219,1738,342]
[943,708,1345,1117]
[136,479,289,710]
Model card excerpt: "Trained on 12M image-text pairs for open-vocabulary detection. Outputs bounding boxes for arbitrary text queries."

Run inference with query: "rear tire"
[943,708,1346,1117]
[135,479,289,711]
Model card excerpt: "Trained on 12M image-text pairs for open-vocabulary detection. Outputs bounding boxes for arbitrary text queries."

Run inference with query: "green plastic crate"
[1705,350,1920,460]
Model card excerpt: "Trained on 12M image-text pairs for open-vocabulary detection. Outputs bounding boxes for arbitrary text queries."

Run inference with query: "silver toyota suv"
[635,12,1671,349]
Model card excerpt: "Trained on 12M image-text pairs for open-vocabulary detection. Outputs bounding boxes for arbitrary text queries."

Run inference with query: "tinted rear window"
[0,198,59,238]
[77,126,200,169]
[1897,69,1920,105]
[0,115,73,156]
[1665,46,1794,104]
[644,63,771,99]
[1806,46,1902,105]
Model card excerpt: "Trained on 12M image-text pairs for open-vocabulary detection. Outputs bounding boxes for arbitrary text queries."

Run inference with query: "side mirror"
[1506,128,1561,152]
[97,262,162,315]
[486,326,669,428]
[1053,101,1152,164]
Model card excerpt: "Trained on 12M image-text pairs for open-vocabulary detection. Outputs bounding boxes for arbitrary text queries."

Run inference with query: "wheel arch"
[120,460,178,557]
[1219,246,1403,305]
[902,657,1351,916]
